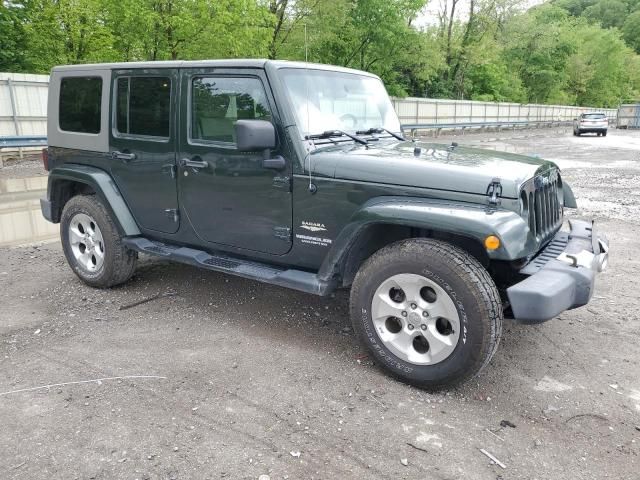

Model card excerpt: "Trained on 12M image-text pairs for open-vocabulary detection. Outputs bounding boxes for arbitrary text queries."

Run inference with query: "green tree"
[622,11,640,53]
[502,5,577,104]
[583,0,628,28]
[23,0,116,70]
[567,23,638,106]
[0,1,30,71]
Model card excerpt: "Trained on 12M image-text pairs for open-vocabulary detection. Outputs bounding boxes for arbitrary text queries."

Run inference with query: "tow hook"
[557,237,609,272]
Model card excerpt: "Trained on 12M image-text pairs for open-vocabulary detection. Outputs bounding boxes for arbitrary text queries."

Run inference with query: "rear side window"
[191,76,271,144]
[116,76,171,138]
[59,77,102,134]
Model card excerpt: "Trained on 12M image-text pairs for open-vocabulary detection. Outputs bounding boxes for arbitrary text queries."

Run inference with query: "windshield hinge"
[486,178,502,206]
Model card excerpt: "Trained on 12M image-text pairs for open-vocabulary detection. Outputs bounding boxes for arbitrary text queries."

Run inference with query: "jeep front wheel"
[60,195,137,288]
[349,238,502,389]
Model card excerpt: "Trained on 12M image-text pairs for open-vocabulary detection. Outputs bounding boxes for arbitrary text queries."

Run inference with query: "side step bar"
[122,237,335,296]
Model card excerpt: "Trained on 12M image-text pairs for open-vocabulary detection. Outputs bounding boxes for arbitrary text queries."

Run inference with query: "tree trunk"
[268,0,288,59]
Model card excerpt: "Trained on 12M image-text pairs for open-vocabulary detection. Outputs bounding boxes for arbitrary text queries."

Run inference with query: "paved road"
[1,127,638,479]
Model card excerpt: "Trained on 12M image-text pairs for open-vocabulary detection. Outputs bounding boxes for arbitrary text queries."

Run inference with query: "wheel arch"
[334,223,490,288]
[318,196,530,287]
[46,165,140,236]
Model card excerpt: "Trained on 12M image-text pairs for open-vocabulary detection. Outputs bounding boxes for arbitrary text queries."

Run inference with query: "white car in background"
[573,113,608,136]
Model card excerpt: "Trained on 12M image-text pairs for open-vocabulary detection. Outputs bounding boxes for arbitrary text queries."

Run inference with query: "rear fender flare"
[47,164,140,236]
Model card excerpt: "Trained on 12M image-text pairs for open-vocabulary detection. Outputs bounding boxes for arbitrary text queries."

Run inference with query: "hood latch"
[486,178,503,206]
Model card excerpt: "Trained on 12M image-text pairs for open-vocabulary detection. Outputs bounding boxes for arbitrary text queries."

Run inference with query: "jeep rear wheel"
[61,195,137,288]
[349,238,502,389]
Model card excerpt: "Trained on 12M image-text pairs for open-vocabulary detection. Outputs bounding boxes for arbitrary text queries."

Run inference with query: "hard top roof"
[51,59,379,78]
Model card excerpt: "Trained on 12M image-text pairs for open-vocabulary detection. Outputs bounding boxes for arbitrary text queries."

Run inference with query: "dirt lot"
[1,127,639,480]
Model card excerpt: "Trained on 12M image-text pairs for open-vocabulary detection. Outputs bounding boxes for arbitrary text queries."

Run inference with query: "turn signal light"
[484,235,501,250]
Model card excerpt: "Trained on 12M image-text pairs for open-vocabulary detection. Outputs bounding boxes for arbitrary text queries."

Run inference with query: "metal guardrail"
[0,135,48,149]
[400,120,574,136]
[0,135,47,167]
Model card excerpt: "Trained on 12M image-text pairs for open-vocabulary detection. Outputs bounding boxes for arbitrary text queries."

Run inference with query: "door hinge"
[486,177,502,206]
[273,226,291,241]
[165,208,179,223]
[162,163,177,179]
[272,175,292,191]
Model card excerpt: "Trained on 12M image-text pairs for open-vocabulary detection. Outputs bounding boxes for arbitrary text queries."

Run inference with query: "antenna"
[304,23,310,139]
[304,23,309,63]
[304,23,315,193]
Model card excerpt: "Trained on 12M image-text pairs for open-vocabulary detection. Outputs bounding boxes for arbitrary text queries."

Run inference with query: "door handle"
[263,156,286,170]
[180,157,208,169]
[112,151,137,162]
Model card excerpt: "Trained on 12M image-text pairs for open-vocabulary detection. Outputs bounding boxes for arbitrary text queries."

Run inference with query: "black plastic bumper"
[506,219,609,323]
[578,128,607,133]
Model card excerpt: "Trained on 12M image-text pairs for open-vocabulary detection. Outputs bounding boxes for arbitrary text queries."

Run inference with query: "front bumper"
[506,219,609,323]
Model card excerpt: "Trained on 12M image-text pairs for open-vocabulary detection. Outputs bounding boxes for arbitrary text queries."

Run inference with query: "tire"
[60,195,137,288]
[350,238,503,389]
[602,131,607,137]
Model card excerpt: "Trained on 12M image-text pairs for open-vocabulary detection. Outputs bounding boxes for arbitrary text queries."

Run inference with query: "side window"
[191,77,271,144]
[59,77,102,134]
[116,76,171,138]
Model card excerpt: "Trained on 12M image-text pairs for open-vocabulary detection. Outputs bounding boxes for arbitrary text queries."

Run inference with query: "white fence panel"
[0,73,49,137]
[392,97,617,126]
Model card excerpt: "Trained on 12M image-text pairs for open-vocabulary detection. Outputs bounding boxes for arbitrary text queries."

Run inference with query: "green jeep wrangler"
[41,60,609,389]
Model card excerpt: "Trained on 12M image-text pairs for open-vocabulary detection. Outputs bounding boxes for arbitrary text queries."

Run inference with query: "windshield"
[279,68,401,138]
[582,113,606,119]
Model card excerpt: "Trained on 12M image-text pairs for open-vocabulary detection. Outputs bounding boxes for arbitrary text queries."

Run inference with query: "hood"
[309,139,558,199]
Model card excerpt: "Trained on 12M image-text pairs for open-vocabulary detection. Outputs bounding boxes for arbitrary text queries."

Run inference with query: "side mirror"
[235,120,276,152]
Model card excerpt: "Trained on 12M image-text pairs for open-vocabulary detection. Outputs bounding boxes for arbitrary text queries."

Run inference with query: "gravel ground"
[1,127,639,479]
[0,154,45,180]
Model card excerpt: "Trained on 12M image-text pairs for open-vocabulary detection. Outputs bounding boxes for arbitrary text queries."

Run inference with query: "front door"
[110,69,179,234]
[178,68,292,255]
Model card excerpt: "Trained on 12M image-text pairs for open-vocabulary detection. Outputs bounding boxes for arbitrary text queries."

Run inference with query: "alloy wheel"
[371,273,461,365]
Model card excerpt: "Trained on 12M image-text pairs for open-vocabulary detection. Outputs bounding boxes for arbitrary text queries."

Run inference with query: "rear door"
[177,67,293,255]
[109,69,180,233]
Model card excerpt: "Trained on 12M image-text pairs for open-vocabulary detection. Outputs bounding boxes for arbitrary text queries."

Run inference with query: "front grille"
[521,170,563,243]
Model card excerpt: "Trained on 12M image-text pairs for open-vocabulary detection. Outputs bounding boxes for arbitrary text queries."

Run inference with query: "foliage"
[0,0,639,106]
[623,11,640,54]
[0,1,29,71]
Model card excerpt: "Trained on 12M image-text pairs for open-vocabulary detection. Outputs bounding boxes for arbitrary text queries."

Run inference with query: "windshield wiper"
[355,127,405,141]
[306,130,368,146]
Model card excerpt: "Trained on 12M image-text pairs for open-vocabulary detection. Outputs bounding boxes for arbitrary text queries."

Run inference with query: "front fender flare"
[46,164,140,236]
[318,196,533,282]
[563,182,577,209]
